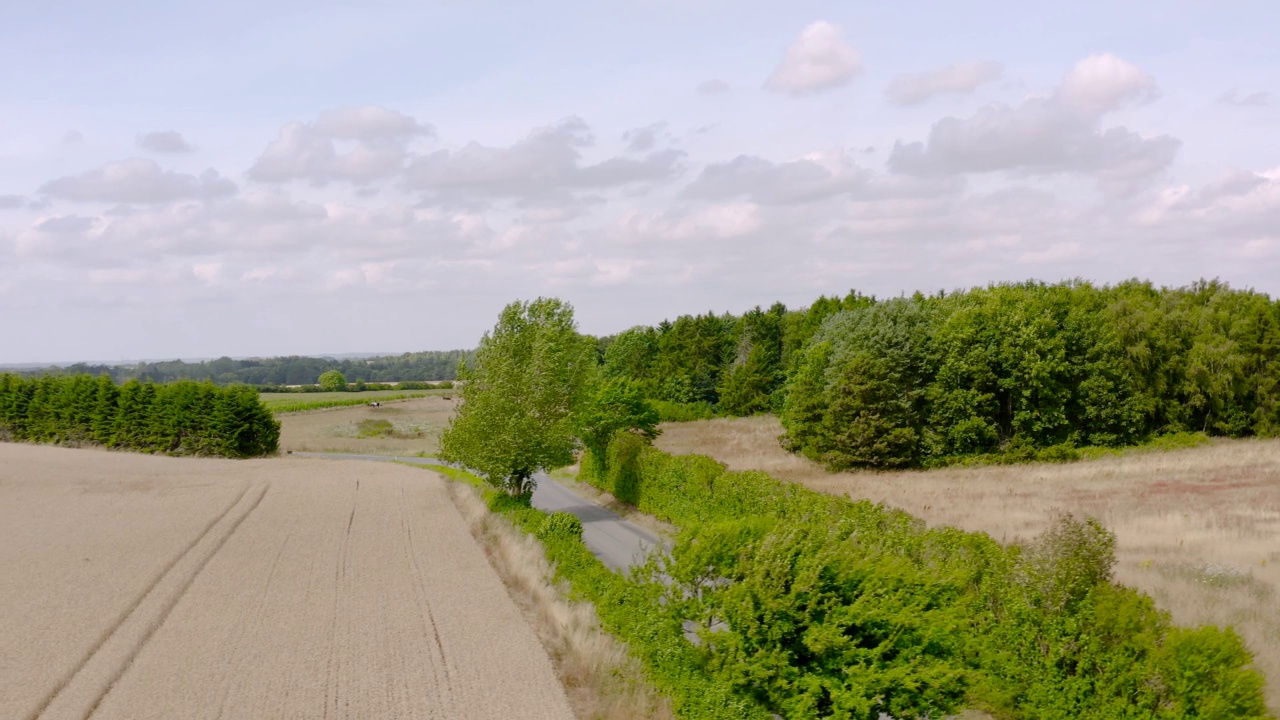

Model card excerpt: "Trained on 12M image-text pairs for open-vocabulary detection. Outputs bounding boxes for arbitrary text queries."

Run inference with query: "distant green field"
[260,390,438,413]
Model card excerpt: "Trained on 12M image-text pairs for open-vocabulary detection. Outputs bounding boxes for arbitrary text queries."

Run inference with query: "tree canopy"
[317,370,347,391]
[439,298,597,495]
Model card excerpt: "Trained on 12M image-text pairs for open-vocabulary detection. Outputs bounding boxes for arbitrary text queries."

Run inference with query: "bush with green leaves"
[0,373,279,457]
[317,369,347,391]
[579,435,1270,719]
[649,399,719,422]
[537,511,584,541]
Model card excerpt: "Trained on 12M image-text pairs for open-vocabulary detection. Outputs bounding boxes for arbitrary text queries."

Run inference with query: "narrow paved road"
[290,452,663,571]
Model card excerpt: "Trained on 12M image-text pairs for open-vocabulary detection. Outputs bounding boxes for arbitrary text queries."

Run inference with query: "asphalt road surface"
[290,452,663,571]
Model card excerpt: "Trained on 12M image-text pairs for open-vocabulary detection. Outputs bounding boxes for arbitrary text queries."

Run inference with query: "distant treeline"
[601,279,1280,468]
[14,350,473,387]
[0,374,279,458]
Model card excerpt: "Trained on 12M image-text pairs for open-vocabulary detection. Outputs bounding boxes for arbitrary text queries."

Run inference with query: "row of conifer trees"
[0,374,279,458]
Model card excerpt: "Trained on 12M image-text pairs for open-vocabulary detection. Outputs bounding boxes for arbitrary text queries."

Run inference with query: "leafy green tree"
[602,327,658,386]
[718,304,787,416]
[575,377,660,478]
[317,370,347,391]
[439,297,597,497]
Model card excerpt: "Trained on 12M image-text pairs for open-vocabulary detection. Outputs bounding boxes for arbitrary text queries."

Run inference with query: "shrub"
[537,511,584,541]
[581,433,1270,719]
[649,399,718,422]
[317,370,347,391]
[356,418,394,438]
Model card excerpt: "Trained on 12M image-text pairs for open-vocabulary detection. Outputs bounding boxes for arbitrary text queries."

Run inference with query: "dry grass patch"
[277,396,457,456]
[656,415,1280,713]
[444,478,673,720]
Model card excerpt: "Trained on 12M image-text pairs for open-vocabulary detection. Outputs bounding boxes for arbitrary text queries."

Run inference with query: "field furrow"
[0,444,574,720]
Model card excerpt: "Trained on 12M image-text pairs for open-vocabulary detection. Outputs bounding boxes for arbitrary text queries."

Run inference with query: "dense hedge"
[578,437,1270,719]
[782,280,1280,469]
[15,351,472,386]
[0,374,279,457]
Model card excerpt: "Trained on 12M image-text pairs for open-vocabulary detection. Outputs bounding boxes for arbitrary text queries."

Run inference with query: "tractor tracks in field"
[29,482,270,720]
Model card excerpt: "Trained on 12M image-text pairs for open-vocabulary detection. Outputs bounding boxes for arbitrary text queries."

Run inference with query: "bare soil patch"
[277,396,457,456]
[656,415,1280,713]
[1,443,573,720]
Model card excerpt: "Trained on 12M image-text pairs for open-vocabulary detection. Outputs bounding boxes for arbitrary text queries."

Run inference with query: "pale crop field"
[0,443,574,720]
[277,396,458,456]
[656,415,1280,713]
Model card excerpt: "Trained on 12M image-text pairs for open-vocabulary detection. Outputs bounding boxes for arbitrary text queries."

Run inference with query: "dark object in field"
[368,401,382,408]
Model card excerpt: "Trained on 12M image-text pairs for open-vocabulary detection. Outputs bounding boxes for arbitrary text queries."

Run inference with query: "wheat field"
[656,415,1280,713]
[0,443,574,720]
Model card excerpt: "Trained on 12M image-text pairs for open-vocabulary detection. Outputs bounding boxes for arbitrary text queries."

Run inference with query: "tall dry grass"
[445,480,674,720]
[656,415,1280,714]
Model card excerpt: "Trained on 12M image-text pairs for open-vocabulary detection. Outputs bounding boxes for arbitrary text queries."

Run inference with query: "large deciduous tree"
[439,297,597,497]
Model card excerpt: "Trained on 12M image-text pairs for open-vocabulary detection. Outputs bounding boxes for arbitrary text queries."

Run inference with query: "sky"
[2,1,1278,363]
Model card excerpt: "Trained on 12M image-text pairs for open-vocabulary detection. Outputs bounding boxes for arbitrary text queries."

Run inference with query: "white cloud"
[1239,238,1279,258]
[764,21,862,96]
[1138,166,1280,236]
[405,117,684,202]
[684,150,869,205]
[191,262,223,285]
[36,215,98,234]
[312,106,431,141]
[622,123,669,153]
[0,195,28,209]
[1018,242,1081,264]
[888,55,1176,187]
[613,202,763,244]
[248,106,433,186]
[1058,53,1157,116]
[886,61,1003,106]
[39,159,237,204]
[137,131,195,153]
